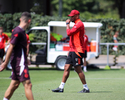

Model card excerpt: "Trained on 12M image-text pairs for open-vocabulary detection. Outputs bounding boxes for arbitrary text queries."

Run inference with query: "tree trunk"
[116,0,125,18]
[121,0,125,18]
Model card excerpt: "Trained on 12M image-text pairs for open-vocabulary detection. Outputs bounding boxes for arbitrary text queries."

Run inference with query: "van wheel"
[55,56,67,70]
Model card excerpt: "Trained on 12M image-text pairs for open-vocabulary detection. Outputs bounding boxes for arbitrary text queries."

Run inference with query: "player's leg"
[74,66,89,93]
[0,49,4,64]
[52,64,72,92]
[83,58,87,72]
[22,79,34,100]
[82,50,87,72]
[73,52,89,93]
[74,66,86,84]
[59,64,72,88]
[3,80,20,100]
[52,52,72,92]
[62,64,72,83]
[0,57,3,64]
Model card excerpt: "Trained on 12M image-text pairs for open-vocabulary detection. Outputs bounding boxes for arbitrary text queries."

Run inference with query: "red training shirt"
[0,33,9,49]
[67,19,85,54]
[84,34,88,50]
[26,34,30,44]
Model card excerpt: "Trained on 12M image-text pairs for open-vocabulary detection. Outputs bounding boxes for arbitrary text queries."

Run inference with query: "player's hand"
[27,59,31,65]
[66,19,70,24]
[67,51,69,56]
[0,62,7,72]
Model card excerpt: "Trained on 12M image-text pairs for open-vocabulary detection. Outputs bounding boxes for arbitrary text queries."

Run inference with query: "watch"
[66,22,69,25]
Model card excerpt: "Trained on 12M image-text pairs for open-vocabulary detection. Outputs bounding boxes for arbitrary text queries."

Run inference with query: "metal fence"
[100,43,125,67]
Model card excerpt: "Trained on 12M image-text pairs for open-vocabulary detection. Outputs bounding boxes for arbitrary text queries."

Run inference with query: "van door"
[27,27,49,65]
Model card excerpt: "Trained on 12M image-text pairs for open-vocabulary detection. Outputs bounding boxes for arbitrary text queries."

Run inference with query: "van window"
[27,29,47,53]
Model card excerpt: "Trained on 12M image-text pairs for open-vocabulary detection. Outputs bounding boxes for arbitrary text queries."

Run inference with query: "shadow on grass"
[87,64,121,72]
[91,91,113,93]
[28,64,121,71]
[28,67,58,71]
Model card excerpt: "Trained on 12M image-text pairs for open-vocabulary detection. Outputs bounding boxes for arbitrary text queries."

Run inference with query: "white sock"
[3,97,9,100]
[84,66,87,70]
[81,65,84,70]
[83,84,89,90]
[59,82,65,89]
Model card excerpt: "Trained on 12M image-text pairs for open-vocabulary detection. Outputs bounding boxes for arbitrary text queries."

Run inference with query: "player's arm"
[5,34,10,46]
[6,39,10,46]
[113,36,118,43]
[66,22,81,36]
[27,43,29,56]
[0,43,14,71]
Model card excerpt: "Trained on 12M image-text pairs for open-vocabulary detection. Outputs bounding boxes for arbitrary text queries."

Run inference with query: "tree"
[30,0,51,15]
[115,0,125,18]
[51,0,101,16]
[51,0,119,19]
[102,0,125,18]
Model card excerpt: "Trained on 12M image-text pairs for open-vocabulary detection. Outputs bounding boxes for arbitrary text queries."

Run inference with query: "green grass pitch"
[0,67,125,100]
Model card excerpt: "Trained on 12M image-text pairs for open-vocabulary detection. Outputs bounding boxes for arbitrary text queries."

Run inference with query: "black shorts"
[65,52,84,67]
[0,49,5,58]
[83,50,87,58]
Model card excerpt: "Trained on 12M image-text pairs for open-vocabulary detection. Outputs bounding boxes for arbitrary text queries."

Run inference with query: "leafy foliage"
[51,0,119,19]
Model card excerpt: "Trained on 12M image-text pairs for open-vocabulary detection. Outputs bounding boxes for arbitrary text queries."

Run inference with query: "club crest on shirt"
[14,33,18,37]
[0,37,2,42]
[74,26,77,28]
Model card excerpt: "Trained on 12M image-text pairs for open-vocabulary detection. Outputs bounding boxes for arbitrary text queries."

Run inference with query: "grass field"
[0,67,125,100]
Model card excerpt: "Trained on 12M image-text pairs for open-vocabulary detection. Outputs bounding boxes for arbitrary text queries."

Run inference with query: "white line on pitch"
[69,78,125,80]
[0,77,10,79]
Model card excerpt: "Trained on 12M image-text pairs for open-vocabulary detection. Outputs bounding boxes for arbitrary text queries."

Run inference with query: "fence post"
[105,43,110,69]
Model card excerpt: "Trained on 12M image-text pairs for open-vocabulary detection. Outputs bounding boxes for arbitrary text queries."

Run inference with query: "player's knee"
[29,83,32,89]
[14,83,19,89]
[25,82,32,89]
[64,64,70,71]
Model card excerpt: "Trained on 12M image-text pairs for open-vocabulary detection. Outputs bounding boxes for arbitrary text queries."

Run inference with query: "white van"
[27,21,102,70]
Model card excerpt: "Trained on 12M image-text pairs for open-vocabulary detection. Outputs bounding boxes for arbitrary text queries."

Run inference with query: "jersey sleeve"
[26,34,30,44]
[10,31,19,45]
[67,22,82,36]
[86,35,88,42]
[4,34,9,41]
[113,36,117,40]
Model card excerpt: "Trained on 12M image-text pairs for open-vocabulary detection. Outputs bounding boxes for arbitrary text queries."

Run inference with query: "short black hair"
[21,12,31,18]
[21,12,31,22]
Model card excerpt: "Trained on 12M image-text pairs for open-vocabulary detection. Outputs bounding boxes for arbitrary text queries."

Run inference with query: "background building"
[0,0,51,15]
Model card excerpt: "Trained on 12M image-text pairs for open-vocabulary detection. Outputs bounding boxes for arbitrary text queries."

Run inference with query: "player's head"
[68,10,80,22]
[0,27,3,34]
[115,31,119,36]
[20,12,31,28]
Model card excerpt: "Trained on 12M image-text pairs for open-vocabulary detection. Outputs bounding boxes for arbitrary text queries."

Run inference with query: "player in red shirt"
[52,10,90,93]
[0,27,10,64]
[81,34,88,72]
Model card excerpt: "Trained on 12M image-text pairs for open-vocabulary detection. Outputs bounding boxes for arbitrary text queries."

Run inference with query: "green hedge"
[1,13,125,55]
